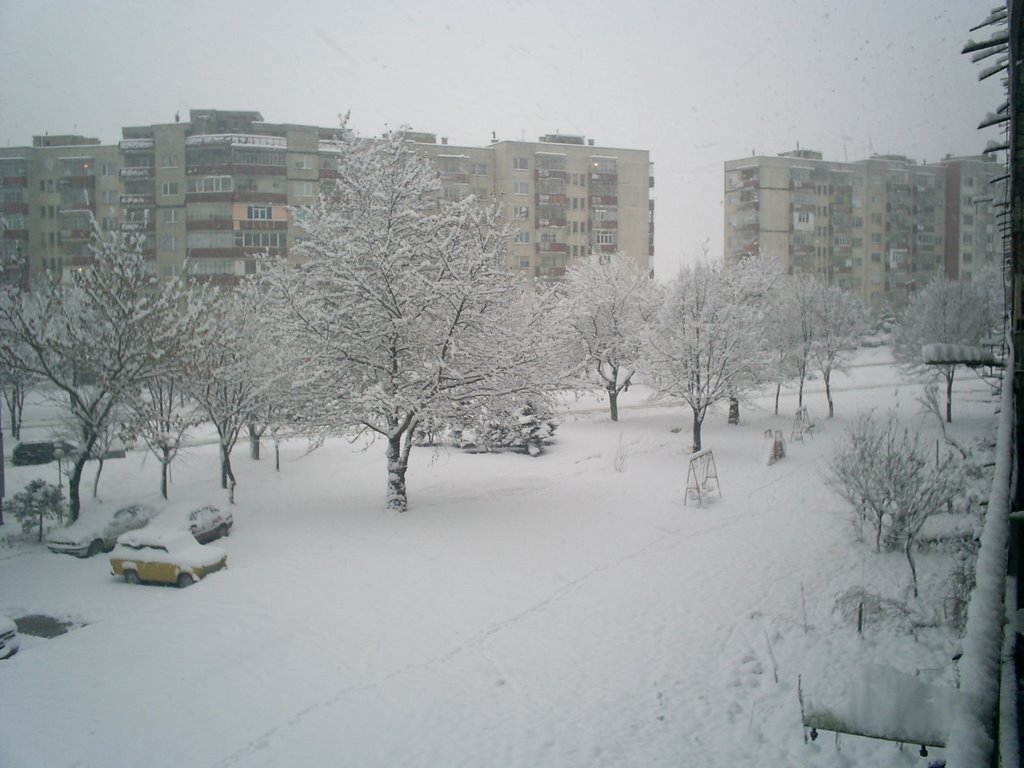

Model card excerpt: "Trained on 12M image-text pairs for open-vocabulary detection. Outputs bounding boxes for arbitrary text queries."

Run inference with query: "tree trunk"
[385,431,413,512]
[824,371,834,418]
[248,423,261,460]
[774,382,781,416]
[728,397,740,425]
[797,375,805,409]
[92,458,104,499]
[67,454,89,523]
[220,442,235,491]
[160,449,170,500]
[691,408,703,454]
[945,368,955,423]
[905,537,919,599]
[608,388,619,422]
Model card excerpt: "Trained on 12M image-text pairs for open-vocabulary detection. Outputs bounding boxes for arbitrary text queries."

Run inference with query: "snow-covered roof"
[922,343,1000,367]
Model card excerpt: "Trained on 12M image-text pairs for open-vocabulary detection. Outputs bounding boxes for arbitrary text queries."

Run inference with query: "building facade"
[412,132,654,280]
[0,111,654,287]
[723,149,1003,313]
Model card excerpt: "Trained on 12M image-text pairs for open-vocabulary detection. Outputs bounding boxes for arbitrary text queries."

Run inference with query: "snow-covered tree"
[122,376,201,500]
[260,129,558,511]
[810,283,868,418]
[183,282,271,502]
[645,256,775,453]
[892,276,997,422]
[0,342,35,440]
[0,227,197,522]
[560,252,655,421]
[788,273,820,411]
[824,411,963,597]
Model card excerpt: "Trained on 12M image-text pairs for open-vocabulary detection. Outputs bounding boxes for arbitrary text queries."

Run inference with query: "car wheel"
[220,524,230,538]
[124,570,140,585]
[177,573,194,588]
[87,539,103,557]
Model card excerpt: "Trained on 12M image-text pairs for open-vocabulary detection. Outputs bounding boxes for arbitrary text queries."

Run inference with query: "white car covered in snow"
[46,503,161,557]
[0,615,20,659]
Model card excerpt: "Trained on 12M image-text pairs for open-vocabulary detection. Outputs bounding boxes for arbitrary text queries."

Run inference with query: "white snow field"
[0,347,1000,767]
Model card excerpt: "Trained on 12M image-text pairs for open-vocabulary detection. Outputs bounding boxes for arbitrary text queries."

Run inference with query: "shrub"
[7,479,64,542]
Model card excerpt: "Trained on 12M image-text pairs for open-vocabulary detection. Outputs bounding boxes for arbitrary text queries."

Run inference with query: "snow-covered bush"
[415,401,558,456]
[824,411,964,597]
[7,479,64,542]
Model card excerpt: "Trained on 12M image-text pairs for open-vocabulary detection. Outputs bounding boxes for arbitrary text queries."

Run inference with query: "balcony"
[1,202,29,215]
[1,176,28,187]
[119,138,155,151]
[119,167,154,180]
[239,219,288,231]
[590,196,618,207]
[536,169,568,181]
[536,242,568,254]
[121,221,155,233]
[121,195,154,208]
[440,172,469,185]
[536,193,567,205]
[185,134,287,149]
[537,218,567,229]
[2,229,28,240]
[60,229,92,242]
[186,218,234,231]
[589,172,618,184]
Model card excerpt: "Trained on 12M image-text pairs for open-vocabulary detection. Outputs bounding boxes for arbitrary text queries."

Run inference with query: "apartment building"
[411,132,654,279]
[0,111,654,287]
[1,135,122,288]
[723,149,1003,313]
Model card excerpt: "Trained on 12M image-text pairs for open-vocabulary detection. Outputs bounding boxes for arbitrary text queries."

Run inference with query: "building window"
[163,208,179,224]
[514,206,529,220]
[513,157,529,171]
[235,230,285,248]
[161,236,177,251]
[160,154,178,168]
[247,205,272,220]
[161,182,179,196]
[294,155,314,170]
[101,163,117,176]
[514,182,529,195]
[472,162,487,176]
[595,231,614,245]
[871,233,882,244]
[513,231,530,243]
[187,176,232,193]
[293,181,314,198]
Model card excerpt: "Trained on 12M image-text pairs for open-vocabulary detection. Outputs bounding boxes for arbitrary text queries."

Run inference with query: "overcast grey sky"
[0,0,1006,277]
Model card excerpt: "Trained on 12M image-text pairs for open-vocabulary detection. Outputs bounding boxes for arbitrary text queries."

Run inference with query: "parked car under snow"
[150,504,233,544]
[110,529,227,588]
[0,615,19,660]
[46,503,160,557]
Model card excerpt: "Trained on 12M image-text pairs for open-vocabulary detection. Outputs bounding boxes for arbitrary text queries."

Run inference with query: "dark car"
[11,440,74,466]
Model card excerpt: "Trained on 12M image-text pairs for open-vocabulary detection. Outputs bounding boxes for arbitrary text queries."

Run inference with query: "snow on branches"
[259,130,559,511]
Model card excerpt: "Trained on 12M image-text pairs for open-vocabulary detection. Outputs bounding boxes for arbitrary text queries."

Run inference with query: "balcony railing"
[120,194,155,207]
[119,138,155,151]
[119,167,154,180]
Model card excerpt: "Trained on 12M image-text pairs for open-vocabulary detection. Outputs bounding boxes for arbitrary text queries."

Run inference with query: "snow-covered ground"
[0,347,999,767]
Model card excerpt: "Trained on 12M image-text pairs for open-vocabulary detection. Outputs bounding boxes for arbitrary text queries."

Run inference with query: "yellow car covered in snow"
[110,529,227,588]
